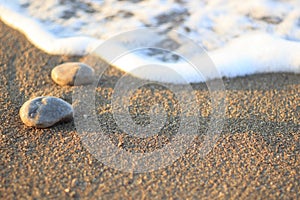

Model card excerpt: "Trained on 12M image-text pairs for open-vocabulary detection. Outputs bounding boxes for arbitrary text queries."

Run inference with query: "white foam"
[0,0,299,83]
[0,0,100,55]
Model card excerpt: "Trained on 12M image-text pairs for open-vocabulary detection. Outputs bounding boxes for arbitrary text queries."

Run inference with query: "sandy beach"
[0,20,299,199]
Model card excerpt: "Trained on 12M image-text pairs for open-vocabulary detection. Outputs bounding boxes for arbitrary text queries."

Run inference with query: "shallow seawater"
[0,0,299,83]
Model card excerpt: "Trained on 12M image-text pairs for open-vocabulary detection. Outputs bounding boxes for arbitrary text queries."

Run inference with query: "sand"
[0,20,299,199]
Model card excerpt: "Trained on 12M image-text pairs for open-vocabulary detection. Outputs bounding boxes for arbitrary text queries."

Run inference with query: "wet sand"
[0,20,299,199]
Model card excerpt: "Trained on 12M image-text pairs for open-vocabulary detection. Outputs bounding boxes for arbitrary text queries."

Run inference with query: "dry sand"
[0,20,299,199]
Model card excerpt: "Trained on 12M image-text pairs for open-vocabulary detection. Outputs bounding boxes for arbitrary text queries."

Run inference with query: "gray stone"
[51,62,94,86]
[19,96,73,128]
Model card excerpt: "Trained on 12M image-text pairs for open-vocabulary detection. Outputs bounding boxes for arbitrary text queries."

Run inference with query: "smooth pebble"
[19,96,73,128]
[51,62,94,86]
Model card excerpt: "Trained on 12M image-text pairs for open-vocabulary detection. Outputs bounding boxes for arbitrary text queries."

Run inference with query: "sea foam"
[0,0,299,83]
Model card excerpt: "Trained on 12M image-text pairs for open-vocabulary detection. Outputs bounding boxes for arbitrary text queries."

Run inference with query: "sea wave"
[0,0,299,83]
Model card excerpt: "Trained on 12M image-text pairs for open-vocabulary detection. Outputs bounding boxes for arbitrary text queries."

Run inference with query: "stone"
[51,62,94,86]
[19,96,73,128]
